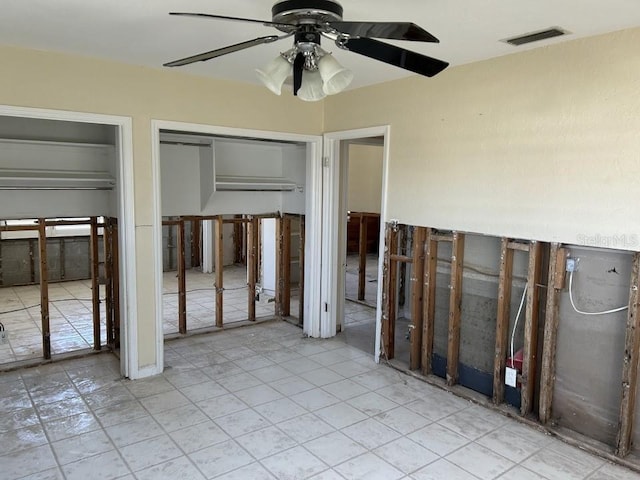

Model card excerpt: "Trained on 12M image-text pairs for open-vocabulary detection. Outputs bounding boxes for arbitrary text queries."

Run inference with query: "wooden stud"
[90,217,101,351]
[493,238,515,404]
[615,252,640,457]
[390,254,413,264]
[409,227,427,370]
[37,219,51,360]
[446,232,465,386]
[112,220,121,348]
[521,241,543,416]
[421,229,438,376]
[358,213,368,301]
[539,243,563,423]
[177,219,187,334]
[247,217,257,321]
[29,238,36,284]
[298,215,306,325]
[507,241,531,252]
[432,233,454,243]
[167,221,175,270]
[553,247,567,290]
[282,216,292,317]
[215,215,224,328]
[104,219,114,346]
[0,233,3,287]
[381,224,392,359]
[382,224,399,360]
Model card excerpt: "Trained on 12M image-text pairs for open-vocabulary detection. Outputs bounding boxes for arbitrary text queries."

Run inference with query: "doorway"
[322,126,390,360]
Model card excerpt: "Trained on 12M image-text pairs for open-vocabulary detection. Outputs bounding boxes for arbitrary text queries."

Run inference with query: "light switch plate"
[505,367,517,387]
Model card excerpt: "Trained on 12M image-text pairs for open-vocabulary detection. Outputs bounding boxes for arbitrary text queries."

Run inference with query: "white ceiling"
[1,0,639,90]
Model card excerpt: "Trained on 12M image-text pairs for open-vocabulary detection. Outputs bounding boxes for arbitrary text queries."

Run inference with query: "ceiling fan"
[164,0,449,101]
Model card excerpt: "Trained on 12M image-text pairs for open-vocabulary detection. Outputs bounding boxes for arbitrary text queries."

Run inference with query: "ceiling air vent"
[503,27,568,46]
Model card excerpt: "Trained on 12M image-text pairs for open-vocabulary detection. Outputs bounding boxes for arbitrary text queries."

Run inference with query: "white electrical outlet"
[505,367,517,387]
[566,257,578,272]
[0,330,8,345]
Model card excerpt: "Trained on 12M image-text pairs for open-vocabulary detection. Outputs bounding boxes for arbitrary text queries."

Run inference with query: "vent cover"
[503,27,568,46]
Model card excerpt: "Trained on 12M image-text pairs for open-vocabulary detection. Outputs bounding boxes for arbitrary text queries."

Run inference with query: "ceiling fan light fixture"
[318,53,353,95]
[255,54,292,95]
[297,69,326,102]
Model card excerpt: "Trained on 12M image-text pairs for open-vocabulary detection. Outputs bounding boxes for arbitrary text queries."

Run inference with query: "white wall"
[347,143,383,214]
[325,27,640,251]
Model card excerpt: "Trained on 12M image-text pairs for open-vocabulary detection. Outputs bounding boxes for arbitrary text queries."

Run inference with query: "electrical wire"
[568,270,628,316]
[510,282,528,369]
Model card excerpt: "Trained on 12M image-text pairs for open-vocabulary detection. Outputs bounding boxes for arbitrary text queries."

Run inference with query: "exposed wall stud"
[104,218,114,346]
[521,241,543,415]
[421,228,438,375]
[90,217,101,351]
[112,220,121,347]
[177,219,187,334]
[446,232,465,386]
[298,215,306,325]
[409,227,426,370]
[493,238,515,404]
[282,216,292,317]
[38,219,51,360]
[539,243,563,423]
[615,252,640,457]
[215,215,224,328]
[275,216,283,317]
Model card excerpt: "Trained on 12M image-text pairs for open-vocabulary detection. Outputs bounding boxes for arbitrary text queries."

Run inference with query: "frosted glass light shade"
[318,54,354,95]
[298,70,326,102]
[256,55,291,95]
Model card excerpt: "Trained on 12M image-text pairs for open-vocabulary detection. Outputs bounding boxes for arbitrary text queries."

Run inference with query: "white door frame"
[150,120,324,346]
[322,126,391,361]
[0,105,137,377]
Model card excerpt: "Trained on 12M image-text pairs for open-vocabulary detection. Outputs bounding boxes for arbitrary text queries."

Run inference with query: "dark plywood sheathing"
[539,243,563,423]
[104,219,114,346]
[90,217,101,351]
[247,217,258,321]
[275,216,283,318]
[358,214,368,301]
[38,219,51,360]
[493,237,515,404]
[409,227,427,370]
[616,252,640,457]
[177,219,187,334]
[421,228,438,376]
[215,215,224,328]
[298,215,306,325]
[521,241,543,416]
[446,232,465,386]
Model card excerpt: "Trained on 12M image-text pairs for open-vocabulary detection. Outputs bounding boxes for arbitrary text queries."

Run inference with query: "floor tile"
[588,462,640,480]
[139,389,191,414]
[305,367,346,387]
[271,376,316,396]
[497,465,547,480]
[321,379,371,401]
[277,413,336,443]
[446,442,515,480]
[214,408,270,437]
[341,417,402,449]
[334,452,404,480]
[213,462,277,480]
[0,444,58,479]
[118,434,182,472]
[0,423,48,454]
[291,388,341,411]
[408,423,470,456]
[196,393,248,419]
[347,392,398,416]
[438,407,502,440]
[61,449,131,480]
[304,431,367,466]
[134,455,206,480]
[168,420,230,454]
[236,425,298,459]
[180,379,229,403]
[152,403,209,432]
[104,415,164,447]
[521,448,599,480]
[254,397,308,423]
[189,439,254,478]
[372,437,438,474]
[261,445,327,480]
[477,426,544,463]
[308,470,348,480]
[374,406,432,435]
[51,429,113,465]
[234,384,283,407]
[411,458,480,480]
[315,403,369,429]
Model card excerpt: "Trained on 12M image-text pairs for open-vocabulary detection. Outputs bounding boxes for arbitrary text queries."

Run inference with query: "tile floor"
[1,320,637,480]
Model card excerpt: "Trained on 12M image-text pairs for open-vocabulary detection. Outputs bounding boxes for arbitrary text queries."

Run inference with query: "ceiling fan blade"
[293,52,305,96]
[341,37,449,77]
[328,22,439,42]
[164,36,281,67]
[169,12,296,31]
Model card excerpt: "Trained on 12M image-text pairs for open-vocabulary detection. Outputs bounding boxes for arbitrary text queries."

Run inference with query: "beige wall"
[325,27,640,251]
[0,45,323,370]
[347,144,383,213]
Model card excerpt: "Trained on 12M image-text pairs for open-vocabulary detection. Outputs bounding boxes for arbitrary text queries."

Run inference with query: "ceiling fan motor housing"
[272,0,344,29]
